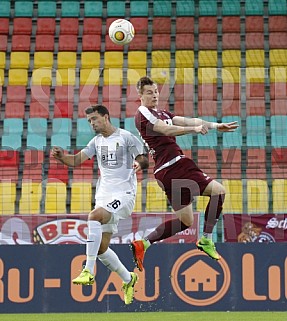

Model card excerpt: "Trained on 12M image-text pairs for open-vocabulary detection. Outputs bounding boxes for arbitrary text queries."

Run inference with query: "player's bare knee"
[88,208,103,223]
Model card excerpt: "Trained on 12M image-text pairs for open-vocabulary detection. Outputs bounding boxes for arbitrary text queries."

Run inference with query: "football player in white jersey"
[52,104,148,305]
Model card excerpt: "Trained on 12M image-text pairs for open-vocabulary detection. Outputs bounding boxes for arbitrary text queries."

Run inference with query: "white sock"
[85,220,102,273]
[98,247,131,284]
[203,232,213,240]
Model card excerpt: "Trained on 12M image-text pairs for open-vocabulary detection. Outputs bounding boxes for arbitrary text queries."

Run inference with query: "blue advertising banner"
[0,243,286,312]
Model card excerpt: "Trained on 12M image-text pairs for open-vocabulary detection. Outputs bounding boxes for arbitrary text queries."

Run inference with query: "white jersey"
[82,128,144,200]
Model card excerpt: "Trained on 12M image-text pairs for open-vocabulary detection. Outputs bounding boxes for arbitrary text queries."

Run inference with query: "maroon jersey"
[135,106,184,172]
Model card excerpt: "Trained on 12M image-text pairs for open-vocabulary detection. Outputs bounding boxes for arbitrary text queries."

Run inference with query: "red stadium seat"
[11,35,31,51]
[269,32,287,49]
[272,148,287,178]
[22,150,44,182]
[125,101,139,117]
[79,85,99,102]
[35,35,54,51]
[55,85,74,102]
[221,149,241,179]
[174,100,194,117]
[0,35,7,51]
[198,17,217,33]
[175,33,194,50]
[270,99,287,115]
[246,149,266,179]
[245,16,264,33]
[130,17,148,34]
[36,18,56,35]
[82,34,101,51]
[199,33,217,50]
[48,152,69,183]
[222,17,240,33]
[197,149,217,177]
[31,85,50,102]
[29,101,50,118]
[174,84,194,101]
[78,101,97,118]
[246,99,265,116]
[72,154,94,182]
[102,85,121,101]
[0,18,9,35]
[176,17,194,34]
[222,100,240,116]
[60,18,79,35]
[152,34,171,50]
[152,17,171,34]
[58,35,78,51]
[246,83,265,99]
[245,33,264,49]
[0,87,2,103]
[13,18,32,35]
[126,84,139,102]
[222,33,240,49]
[129,34,148,50]
[198,84,217,100]
[222,83,240,100]
[270,82,287,99]
[83,18,102,35]
[105,35,124,51]
[54,101,73,118]
[6,86,26,102]
[198,100,217,117]
[5,102,25,118]
[101,100,121,117]
[269,16,287,32]
[0,151,19,167]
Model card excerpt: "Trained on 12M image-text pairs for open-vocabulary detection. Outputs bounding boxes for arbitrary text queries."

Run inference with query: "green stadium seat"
[1,135,22,150]
[199,0,217,16]
[111,118,120,128]
[76,133,94,148]
[77,118,94,135]
[176,0,195,16]
[51,134,71,149]
[197,116,218,147]
[222,0,241,16]
[246,116,266,147]
[130,1,149,17]
[268,0,287,15]
[84,1,103,17]
[15,1,33,17]
[26,134,46,150]
[28,118,48,136]
[61,1,80,17]
[3,118,23,135]
[245,0,264,15]
[271,115,287,147]
[0,2,10,17]
[176,135,193,149]
[38,2,57,17]
[52,118,72,135]
[222,116,242,148]
[124,118,139,136]
[107,1,126,17]
[153,1,172,17]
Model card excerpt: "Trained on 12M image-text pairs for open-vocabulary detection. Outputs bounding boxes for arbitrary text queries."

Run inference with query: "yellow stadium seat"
[34,52,54,68]
[222,180,243,213]
[152,51,171,67]
[175,50,194,68]
[128,51,147,69]
[103,68,123,85]
[198,50,217,67]
[133,182,142,212]
[80,68,100,85]
[81,52,101,68]
[10,52,30,69]
[19,182,42,214]
[272,179,287,213]
[127,68,146,84]
[269,49,287,66]
[270,66,287,82]
[146,180,167,212]
[57,52,77,69]
[247,179,269,214]
[222,67,241,83]
[150,68,170,84]
[198,67,217,84]
[0,182,16,215]
[45,181,67,214]
[222,50,241,67]
[196,196,209,213]
[70,182,92,213]
[8,69,28,85]
[246,50,264,67]
[174,68,194,84]
[32,68,52,85]
[246,67,265,83]
[0,52,5,69]
[104,51,124,68]
[56,68,76,85]
[0,69,4,85]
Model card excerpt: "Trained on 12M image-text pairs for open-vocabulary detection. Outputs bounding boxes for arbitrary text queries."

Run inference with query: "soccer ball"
[108,19,135,45]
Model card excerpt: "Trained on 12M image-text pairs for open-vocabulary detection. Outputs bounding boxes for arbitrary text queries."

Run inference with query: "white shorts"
[94,192,135,234]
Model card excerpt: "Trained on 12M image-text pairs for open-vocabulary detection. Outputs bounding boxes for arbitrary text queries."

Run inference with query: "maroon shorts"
[154,157,213,211]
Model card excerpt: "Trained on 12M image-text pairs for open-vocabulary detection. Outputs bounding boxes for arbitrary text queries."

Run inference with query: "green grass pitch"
[0,312,286,321]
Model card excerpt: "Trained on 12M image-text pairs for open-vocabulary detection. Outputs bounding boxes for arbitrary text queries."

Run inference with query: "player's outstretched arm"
[51,147,89,167]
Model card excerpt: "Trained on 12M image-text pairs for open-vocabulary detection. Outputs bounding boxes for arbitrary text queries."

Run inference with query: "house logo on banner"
[170,250,231,306]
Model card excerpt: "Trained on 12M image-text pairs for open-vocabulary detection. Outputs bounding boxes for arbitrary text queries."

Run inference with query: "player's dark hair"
[85,104,110,121]
[136,76,156,94]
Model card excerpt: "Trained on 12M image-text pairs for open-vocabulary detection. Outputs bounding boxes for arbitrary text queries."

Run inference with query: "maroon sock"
[203,194,225,233]
[146,219,190,244]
